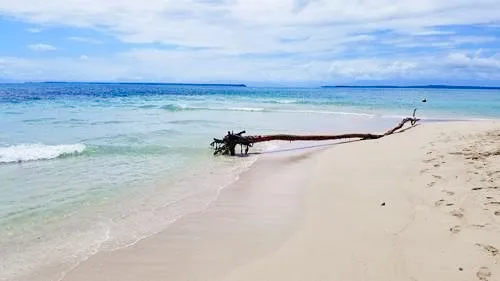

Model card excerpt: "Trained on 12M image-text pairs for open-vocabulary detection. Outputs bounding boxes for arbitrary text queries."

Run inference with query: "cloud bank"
[0,0,499,84]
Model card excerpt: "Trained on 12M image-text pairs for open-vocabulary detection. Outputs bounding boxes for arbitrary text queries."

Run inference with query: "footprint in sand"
[420,168,430,174]
[476,244,499,256]
[472,224,488,229]
[451,209,465,218]
[495,211,500,216]
[443,190,455,196]
[450,225,461,234]
[423,158,437,163]
[435,199,445,207]
[434,164,441,168]
[487,171,500,177]
[485,202,500,206]
[427,182,436,188]
[477,266,492,281]
[433,175,443,179]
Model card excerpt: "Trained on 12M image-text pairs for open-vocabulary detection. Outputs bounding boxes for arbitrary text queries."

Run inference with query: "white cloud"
[1,49,499,83]
[28,43,58,52]
[328,60,418,80]
[1,1,500,82]
[451,36,497,45]
[410,29,456,36]
[68,37,102,44]
[2,0,500,54]
[26,27,42,33]
[382,35,498,49]
[447,52,500,69]
[0,56,127,81]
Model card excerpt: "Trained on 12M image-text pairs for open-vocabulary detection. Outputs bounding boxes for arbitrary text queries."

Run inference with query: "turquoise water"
[0,83,499,280]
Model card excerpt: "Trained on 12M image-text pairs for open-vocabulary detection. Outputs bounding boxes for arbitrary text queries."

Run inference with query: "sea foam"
[0,143,86,163]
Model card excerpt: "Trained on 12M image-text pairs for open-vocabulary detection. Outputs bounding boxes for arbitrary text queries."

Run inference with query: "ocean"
[1,83,499,280]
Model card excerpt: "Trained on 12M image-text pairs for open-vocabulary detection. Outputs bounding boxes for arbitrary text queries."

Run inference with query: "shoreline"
[3,80,500,281]
[2,145,259,281]
[57,144,323,281]
[15,120,500,281]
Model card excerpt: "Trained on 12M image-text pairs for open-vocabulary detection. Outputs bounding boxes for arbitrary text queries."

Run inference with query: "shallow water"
[0,83,499,280]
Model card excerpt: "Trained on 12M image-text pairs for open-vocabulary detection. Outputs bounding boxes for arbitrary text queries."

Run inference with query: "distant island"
[35,82,247,87]
[321,85,500,90]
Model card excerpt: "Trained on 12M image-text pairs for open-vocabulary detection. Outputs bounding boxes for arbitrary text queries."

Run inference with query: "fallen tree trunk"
[210,109,420,156]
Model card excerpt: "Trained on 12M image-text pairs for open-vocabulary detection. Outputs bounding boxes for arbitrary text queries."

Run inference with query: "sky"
[0,0,500,86]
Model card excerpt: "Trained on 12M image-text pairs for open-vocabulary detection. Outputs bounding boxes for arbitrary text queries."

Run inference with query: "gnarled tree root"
[210,109,420,156]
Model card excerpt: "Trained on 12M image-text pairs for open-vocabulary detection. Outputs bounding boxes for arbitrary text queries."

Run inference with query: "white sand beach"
[58,121,500,281]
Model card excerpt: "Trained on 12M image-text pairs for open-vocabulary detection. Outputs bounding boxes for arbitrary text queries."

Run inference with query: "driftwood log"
[210,109,420,156]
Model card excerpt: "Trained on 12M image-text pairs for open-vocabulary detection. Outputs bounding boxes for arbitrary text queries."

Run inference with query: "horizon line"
[322,85,500,90]
[0,81,499,89]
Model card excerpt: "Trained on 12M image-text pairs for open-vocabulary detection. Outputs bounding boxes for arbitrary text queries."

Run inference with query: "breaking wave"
[0,144,86,164]
[160,104,193,111]
[160,104,266,112]
[157,103,377,117]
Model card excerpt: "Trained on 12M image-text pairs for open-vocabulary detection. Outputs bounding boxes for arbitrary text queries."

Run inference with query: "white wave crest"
[0,143,86,163]
[262,99,298,104]
[275,109,375,117]
[226,107,266,112]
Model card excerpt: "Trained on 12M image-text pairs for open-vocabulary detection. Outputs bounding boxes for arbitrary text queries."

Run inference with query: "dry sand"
[60,121,500,281]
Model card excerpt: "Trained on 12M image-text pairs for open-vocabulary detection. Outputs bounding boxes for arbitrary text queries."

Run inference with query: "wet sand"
[61,121,500,281]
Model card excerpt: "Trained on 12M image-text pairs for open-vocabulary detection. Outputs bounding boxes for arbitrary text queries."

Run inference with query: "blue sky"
[0,0,499,85]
